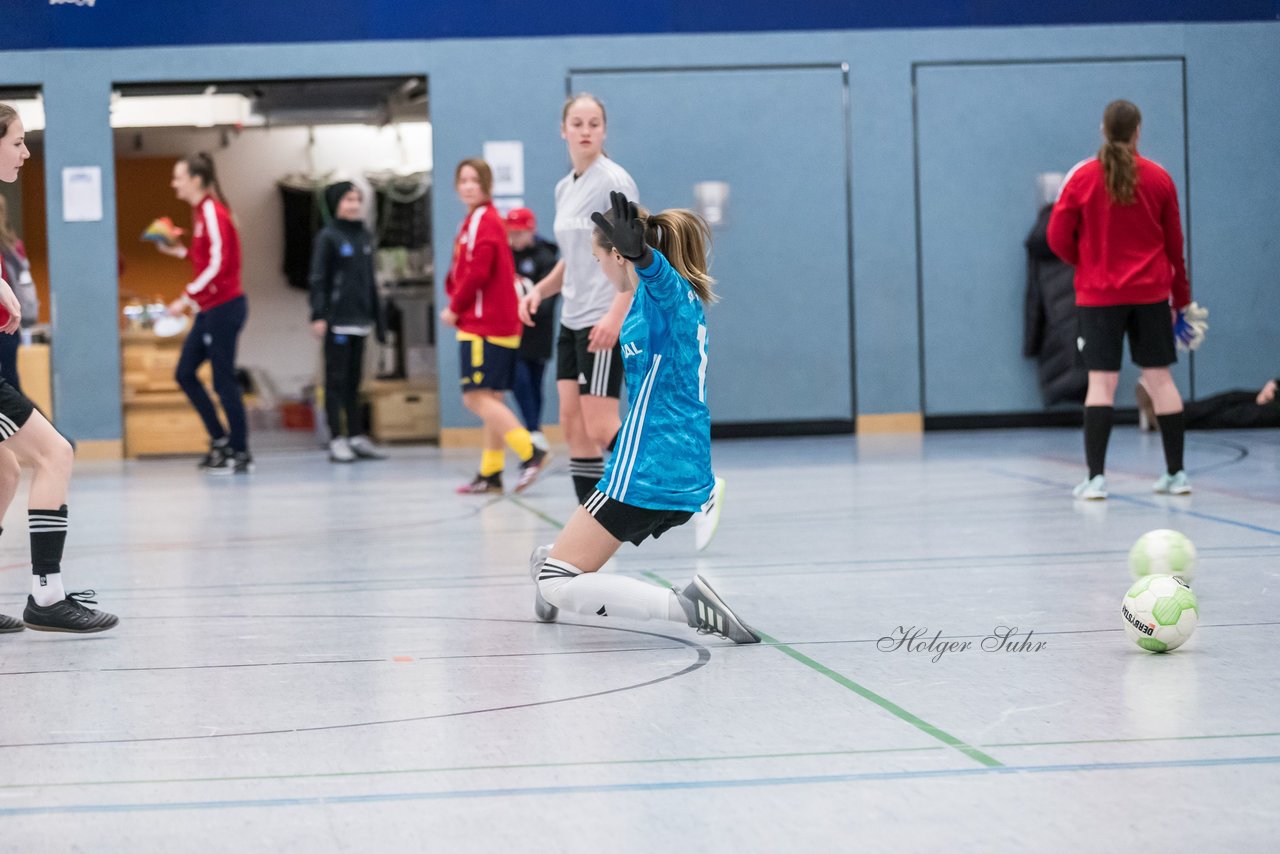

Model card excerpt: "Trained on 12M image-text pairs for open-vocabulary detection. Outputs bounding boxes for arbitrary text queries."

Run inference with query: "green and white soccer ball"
[1121,574,1199,652]
[1129,528,1197,582]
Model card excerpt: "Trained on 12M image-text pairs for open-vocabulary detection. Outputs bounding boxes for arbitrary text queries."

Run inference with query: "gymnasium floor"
[0,427,1276,851]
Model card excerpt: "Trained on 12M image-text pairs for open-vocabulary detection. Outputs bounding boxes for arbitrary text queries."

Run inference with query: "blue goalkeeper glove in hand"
[591,191,649,262]
[1174,301,1209,351]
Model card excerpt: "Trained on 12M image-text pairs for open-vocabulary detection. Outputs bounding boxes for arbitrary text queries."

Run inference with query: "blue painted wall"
[3,20,1279,439]
[16,2,1280,48]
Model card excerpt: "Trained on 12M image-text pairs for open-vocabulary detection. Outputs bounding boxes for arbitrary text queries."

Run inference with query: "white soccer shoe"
[694,476,726,552]
[529,544,558,622]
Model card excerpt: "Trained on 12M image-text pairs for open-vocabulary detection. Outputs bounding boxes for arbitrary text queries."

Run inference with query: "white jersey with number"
[553,157,639,330]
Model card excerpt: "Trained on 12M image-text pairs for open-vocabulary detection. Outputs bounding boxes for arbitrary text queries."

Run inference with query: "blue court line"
[3,754,1278,817]
[988,468,1280,537]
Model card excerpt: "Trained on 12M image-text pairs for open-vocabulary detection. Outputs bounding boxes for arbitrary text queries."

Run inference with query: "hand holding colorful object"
[141,217,185,247]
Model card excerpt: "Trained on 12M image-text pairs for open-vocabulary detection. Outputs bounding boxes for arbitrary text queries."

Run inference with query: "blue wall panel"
[916,59,1188,415]
[2,20,1278,439]
[569,66,852,425]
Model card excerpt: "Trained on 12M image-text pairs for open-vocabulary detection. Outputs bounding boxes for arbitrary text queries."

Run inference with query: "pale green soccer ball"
[1128,528,1197,582]
[1121,574,1199,652]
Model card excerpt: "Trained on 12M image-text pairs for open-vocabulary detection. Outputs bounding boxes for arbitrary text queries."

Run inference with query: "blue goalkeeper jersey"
[599,249,715,511]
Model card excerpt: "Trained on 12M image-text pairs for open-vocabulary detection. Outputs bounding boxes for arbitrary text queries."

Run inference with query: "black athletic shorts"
[583,489,693,547]
[458,334,518,392]
[556,324,624,398]
[1076,301,1177,372]
[0,377,36,442]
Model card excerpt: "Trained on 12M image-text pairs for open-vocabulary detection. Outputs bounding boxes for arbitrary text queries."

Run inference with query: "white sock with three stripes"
[537,558,683,623]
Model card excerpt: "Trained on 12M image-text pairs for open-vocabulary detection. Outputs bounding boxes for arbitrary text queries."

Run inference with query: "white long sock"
[538,558,682,623]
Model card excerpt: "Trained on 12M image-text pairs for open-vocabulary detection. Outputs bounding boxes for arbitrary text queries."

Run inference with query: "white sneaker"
[1072,474,1107,500]
[528,544,558,622]
[1153,470,1191,495]
[347,435,388,460]
[328,437,356,463]
[530,431,549,452]
[694,477,726,552]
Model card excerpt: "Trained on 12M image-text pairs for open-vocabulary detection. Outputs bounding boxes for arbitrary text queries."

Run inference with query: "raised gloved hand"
[1174,301,1209,351]
[591,191,649,262]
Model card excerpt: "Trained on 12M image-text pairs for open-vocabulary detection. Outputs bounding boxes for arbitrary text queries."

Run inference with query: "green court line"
[641,569,1002,768]
[504,495,565,530]
[507,494,1003,768]
[0,745,946,792]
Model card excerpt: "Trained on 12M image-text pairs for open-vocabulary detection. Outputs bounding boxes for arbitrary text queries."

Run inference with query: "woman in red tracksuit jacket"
[441,158,548,495]
[156,152,252,474]
[1048,99,1192,500]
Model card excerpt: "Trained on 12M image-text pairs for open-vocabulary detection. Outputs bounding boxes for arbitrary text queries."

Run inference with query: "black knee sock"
[1157,412,1186,475]
[569,457,605,504]
[30,505,68,578]
[1084,406,1114,479]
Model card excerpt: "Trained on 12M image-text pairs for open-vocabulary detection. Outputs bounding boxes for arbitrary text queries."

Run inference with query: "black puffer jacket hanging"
[1024,204,1087,407]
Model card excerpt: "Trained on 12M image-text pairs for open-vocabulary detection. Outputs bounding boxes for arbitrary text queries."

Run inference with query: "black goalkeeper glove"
[591,191,651,265]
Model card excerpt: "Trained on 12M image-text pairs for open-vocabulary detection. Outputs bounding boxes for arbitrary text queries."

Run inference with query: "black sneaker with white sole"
[23,591,119,634]
[197,441,230,471]
[677,575,760,644]
[0,613,24,633]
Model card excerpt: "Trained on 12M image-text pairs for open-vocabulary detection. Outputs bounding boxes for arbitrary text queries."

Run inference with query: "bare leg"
[558,381,599,459]
[580,394,622,452]
[1140,367,1183,414]
[3,411,73,510]
[0,446,20,525]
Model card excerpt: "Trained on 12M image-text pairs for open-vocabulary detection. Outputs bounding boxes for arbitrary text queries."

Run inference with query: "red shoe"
[514,448,551,493]
[456,473,503,495]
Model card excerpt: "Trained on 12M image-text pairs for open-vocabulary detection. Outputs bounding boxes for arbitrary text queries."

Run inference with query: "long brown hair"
[595,206,717,304]
[1098,99,1142,205]
[0,195,16,255]
[180,151,231,210]
[454,158,493,198]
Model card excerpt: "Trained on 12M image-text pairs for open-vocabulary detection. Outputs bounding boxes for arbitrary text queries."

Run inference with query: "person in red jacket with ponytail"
[1048,99,1193,500]
[442,158,548,494]
[156,152,252,474]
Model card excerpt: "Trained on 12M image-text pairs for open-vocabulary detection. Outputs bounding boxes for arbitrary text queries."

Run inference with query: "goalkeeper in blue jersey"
[527,192,758,644]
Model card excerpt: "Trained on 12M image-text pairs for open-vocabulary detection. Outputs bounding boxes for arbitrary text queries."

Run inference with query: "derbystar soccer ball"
[1129,529,1197,582]
[1121,574,1199,652]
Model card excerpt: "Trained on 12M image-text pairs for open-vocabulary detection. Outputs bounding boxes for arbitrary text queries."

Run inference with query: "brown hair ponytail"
[1098,99,1141,205]
[180,151,231,210]
[596,205,717,304]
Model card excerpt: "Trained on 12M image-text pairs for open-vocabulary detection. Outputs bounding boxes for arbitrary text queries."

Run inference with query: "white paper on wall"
[483,140,524,197]
[62,166,103,222]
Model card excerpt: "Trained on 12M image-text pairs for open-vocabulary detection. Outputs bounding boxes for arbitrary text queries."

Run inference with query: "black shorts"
[583,489,694,547]
[556,325,624,398]
[458,335,518,392]
[1076,302,1177,371]
[0,378,35,442]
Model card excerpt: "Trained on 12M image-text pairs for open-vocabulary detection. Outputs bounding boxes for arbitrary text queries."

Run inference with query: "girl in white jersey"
[519,94,637,504]
[519,95,726,549]
[527,191,757,644]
